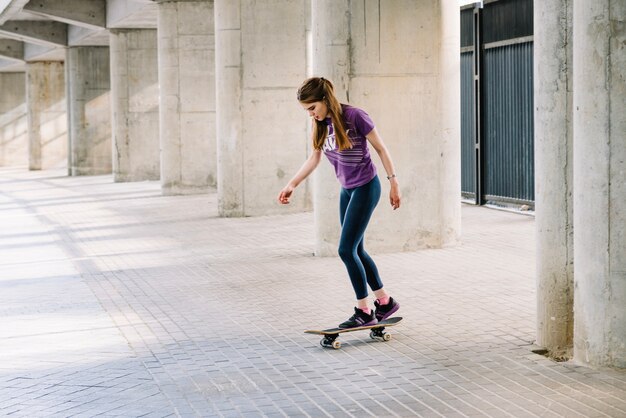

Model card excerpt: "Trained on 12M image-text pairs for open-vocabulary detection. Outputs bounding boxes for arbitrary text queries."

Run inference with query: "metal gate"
[460,0,534,207]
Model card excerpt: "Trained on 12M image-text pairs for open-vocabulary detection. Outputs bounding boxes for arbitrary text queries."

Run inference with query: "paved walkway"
[0,167,625,418]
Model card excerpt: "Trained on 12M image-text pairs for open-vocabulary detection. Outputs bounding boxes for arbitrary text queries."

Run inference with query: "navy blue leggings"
[338,176,383,300]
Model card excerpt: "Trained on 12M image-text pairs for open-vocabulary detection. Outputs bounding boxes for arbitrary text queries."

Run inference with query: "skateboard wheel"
[321,337,340,349]
[370,330,391,342]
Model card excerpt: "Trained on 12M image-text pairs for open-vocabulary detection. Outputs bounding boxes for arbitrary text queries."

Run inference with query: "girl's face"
[301,100,328,121]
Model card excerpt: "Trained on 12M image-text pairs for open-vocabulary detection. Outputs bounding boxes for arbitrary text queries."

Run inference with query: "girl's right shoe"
[374,297,400,322]
[338,307,378,329]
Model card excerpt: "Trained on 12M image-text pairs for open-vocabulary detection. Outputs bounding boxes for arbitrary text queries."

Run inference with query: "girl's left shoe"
[374,297,400,322]
[338,307,378,329]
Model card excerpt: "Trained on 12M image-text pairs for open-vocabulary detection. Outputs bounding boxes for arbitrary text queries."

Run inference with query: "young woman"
[278,77,401,328]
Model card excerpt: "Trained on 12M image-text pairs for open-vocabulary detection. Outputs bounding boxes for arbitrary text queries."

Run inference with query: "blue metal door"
[460,0,534,207]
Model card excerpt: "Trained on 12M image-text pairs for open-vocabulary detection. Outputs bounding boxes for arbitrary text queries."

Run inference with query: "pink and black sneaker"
[338,307,378,329]
[374,297,400,322]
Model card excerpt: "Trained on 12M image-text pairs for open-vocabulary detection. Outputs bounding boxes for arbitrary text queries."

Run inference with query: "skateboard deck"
[305,317,402,349]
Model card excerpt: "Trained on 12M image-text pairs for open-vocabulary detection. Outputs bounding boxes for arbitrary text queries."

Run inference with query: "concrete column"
[215,0,308,216]
[0,73,27,167]
[157,0,215,195]
[534,0,574,360]
[573,0,625,369]
[26,62,67,171]
[66,46,112,176]
[312,0,461,255]
[110,29,159,182]
[311,1,350,254]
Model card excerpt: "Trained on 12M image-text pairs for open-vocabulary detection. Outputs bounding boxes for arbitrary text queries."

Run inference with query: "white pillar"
[26,62,67,171]
[311,1,350,254]
[157,0,215,195]
[573,0,626,369]
[534,0,574,359]
[66,46,112,176]
[0,73,27,167]
[110,29,160,182]
[312,0,461,255]
[215,0,309,217]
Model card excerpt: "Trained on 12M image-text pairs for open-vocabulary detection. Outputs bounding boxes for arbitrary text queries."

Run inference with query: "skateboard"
[304,317,403,349]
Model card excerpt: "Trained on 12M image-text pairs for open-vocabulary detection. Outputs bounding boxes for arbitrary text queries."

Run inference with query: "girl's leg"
[373,288,390,301]
[356,239,384,292]
[356,297,369,310]
[337,177,381,301]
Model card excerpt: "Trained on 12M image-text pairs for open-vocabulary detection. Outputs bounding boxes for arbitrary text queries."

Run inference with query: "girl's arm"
[278,149,322,204]
[366,128,401,210]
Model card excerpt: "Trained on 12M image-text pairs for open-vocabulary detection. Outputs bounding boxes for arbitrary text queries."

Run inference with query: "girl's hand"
[389,183,401,210]
[278,185,294,204]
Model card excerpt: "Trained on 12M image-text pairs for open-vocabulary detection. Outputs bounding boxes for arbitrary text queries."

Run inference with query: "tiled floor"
[1,167,624,417]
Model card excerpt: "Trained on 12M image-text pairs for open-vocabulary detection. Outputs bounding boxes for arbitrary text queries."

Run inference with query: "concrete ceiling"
[0,0,158,72]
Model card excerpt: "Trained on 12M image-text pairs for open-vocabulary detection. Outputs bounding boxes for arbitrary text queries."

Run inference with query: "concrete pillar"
[312,0,461,255]
[534,0,574,360]
[110,29,159,182]
[66,46,112,176]
[215,0,308,216]
[573,0,625,369]
[157,0,215,195]
[0,73,27,167]
[26,62,67,171]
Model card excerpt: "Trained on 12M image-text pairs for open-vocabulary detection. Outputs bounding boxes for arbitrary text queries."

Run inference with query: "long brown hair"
[297,77,352,151]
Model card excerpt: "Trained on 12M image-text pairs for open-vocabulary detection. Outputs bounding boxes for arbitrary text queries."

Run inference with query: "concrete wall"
[573,0,626,369]
[66,46,112,176]
[534,0,574,360]
[110,29,159,182]
[312,0,461,255]
[0,72,27,167]
[158,0,215,195]
[215,0,309,217]
[26,62,67,170]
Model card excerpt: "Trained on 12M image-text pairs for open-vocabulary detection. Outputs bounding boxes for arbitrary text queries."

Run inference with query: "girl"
[278,77,401,328]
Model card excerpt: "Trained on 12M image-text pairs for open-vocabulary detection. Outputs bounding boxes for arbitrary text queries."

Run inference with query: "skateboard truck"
[320,334,341,349]
[369,327,392,342]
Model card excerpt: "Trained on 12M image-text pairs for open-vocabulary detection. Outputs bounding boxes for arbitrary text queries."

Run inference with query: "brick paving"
[0,166,625,418]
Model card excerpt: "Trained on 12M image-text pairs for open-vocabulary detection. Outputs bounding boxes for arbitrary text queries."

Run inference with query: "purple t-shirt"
[323,104,378,189]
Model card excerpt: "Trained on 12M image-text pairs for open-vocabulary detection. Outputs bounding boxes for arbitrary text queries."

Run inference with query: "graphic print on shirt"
[323,125,364,167]
[322,129,337,152]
